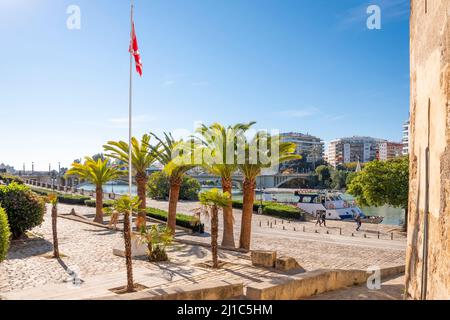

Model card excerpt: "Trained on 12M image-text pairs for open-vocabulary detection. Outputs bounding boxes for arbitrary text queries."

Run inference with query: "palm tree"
[109,195,141,292]
[238,133,300,250]
[150,133,198,234]
[198,189,231,268]
[104,134,158,230]
[195,122,256,248]
[48,193,59,258]
[66,157,122,224]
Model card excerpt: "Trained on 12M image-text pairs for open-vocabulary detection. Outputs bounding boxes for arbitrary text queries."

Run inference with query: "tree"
[48,193,60,258]
[238,132,300,250]
[198,189,231,268]
[347,156,409,231]
[315,165,331,187]
[66,157,122,224]
[104,134,158,230]
[108,195,141,292]
[195,122,256,248]
[330,170,348,190]
[150,133,197,234]
[147,172,200,201]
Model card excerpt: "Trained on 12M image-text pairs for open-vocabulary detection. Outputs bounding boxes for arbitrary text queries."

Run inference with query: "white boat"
[291,191,384,223]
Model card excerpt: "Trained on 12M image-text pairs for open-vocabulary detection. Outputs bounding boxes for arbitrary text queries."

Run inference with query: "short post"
[351,233,354,237]
[294,227,296,231]
[259,221,262,227]
[391,232,394,240]
[378,231,380,239]
[270,222,273,228]
[326,230,329,234]
[364,234,367,238]
[267,221,269,226]
[340,228,342,235]
[274,220,277,225]
[283,226,286,230]
[303,226,306,232]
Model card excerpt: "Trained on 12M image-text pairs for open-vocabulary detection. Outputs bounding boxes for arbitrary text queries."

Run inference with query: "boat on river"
[262,189,384,224]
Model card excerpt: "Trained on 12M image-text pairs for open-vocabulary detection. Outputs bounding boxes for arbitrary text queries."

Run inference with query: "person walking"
[355,214,362,231]
[321,211,327,227]
[315,210,322,227]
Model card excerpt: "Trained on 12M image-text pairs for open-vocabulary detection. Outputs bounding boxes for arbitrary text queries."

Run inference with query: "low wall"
[94,280,244,300]
[246,265,405,300]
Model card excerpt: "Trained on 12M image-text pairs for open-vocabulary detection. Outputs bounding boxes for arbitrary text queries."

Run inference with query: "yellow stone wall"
[406,0,450,299]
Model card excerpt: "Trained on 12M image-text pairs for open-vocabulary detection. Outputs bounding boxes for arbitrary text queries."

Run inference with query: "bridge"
[19,171,312,190]
[188,173,312,189]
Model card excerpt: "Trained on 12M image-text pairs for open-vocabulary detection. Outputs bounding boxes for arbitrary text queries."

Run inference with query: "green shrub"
[0,206,11,262]
[0,183,46,239]
[146,207,204,233]
[0,174,24,185]
[31,188,90,205]
[85,199,114,208]
[262,204,304,220]
[232,200,304,220]
[147,172,201,201]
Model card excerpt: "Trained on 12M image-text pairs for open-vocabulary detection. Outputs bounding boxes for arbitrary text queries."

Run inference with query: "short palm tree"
[198,189,231,268]
[150,133,198,234]
[238,133,300,250]
[66,157,123,224]
[108,195,141,292]
[195,122,255,248]
[104,134,158,230]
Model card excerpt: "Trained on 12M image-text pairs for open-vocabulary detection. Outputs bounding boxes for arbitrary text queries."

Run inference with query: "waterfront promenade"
[0,200,406,299]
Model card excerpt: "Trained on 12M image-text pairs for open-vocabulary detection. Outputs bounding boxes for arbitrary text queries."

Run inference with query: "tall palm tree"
[66,157,122,224]
[150,133,197,234]
[198,189,231,268]
[104,134,158,230]
[195,122,256,248]
[238,133,300,250]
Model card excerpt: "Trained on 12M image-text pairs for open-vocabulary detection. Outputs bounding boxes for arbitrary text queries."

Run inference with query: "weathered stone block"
[251,250,277,268]
[275,256,305,273]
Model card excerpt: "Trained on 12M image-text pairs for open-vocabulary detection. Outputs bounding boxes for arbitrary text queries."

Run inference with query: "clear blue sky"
[0,0,410,171]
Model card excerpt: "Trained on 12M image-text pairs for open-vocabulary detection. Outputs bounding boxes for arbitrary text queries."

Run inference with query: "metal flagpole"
[128,0,134,229]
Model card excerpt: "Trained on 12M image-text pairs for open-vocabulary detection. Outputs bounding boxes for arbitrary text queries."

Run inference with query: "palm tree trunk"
[167,176,182,235]
[221,177,235,248]
[211,205,219,268]
[94,185,104,224]
[135,172,148,231]
[51,204,59,258]
[123,210,134,292]
[239,178,256,250]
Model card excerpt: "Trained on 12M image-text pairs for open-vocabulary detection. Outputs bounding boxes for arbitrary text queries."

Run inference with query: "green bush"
[147,172,201,201]
[0,206,11,262]
[146,207,204,233]
[0,183,46,239]
[232,200,304,220]
[262,204,304,220]
[85,199,114,208]
[57,194,91,205]
[0,174,24,185]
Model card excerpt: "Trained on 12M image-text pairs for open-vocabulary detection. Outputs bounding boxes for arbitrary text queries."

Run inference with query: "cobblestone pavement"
[0,204,289,296]
[149,200,407,271]
[0,202,406,297]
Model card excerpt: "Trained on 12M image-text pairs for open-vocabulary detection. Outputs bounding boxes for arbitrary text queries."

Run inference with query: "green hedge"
[0,206,11,262]
[0,174,24,185]
[146,207,204,233]
[30,188,90,205]
[0,183,46,239]
[232,200,304,220]
[85,199,114,208]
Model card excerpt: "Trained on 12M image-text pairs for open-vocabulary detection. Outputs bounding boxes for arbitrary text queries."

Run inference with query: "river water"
[78,183,405,226]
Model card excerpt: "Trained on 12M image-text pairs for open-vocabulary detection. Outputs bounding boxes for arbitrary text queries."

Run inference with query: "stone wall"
[406,0,450,299]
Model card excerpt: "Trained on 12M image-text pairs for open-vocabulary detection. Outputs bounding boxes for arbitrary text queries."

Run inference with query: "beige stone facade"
[406,0,450,299]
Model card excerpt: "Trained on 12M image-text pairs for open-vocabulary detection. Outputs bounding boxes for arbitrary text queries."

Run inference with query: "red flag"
[129,23,143,77]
